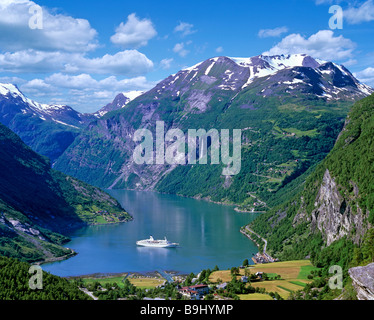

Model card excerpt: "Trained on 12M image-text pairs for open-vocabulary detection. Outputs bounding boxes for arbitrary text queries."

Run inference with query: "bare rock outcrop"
[309,169,367,246]
[349,263,374,300]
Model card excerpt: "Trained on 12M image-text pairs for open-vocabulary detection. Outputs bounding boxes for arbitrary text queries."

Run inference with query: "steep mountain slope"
[54,54,373,210]
[247,93,374,268]
[93,91,144,118]
[0,85,145,163]
[0,256,90,300]
[0,83,97,162]
[0,122,131,262]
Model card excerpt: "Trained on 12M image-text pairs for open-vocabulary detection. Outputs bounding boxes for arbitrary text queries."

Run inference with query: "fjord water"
[43,190,259,277]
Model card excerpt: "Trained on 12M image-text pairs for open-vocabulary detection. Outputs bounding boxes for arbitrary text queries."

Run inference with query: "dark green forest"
[0,256,90,300]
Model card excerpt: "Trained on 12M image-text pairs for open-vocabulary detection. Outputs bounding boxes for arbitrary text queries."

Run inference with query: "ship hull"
[136,242,178,248]
[136,236,179,248]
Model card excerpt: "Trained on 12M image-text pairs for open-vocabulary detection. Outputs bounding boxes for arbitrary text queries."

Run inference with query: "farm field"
[128,277,165,289]
[209,260,319,300]
[238,293,273,300]
[79,274,166,289]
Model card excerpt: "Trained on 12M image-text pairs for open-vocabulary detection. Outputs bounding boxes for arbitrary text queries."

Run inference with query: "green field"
[81,275,127,288]
[209,260,320,300]
[80,274,165,289]
[282,127,319,138]
[238,293,273,300]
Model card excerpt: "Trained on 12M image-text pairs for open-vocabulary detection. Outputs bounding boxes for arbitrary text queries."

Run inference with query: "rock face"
[349,263,374,300]
[0,83,96,162]
[0,122,131,262]
[93,91,144,117]
[309,169,367,246]
[0,84,143,162]
[54,54,373,196]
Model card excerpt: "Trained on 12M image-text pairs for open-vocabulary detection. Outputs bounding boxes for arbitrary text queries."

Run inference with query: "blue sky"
[0,0,373,112]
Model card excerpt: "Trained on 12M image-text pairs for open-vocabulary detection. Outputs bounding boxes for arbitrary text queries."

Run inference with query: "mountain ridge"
[0,83,144,162]
[246,93,374,269]
[54,53,373,211]
[0,121,132,262]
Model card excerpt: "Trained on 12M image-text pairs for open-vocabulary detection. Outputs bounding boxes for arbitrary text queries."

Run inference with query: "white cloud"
[22,78,53,90]
[0,49,154,76]
[354,67,374,87]
[27,73,155,92]
[52,73,148,90]
[19,73,156,112]
[160,58,173,69]
[0,2,157,112]
[258,26,288,38]
[110,13,157,49]
[342,59,357,67]
[0,3,155,76]
[315,0,338,4]
[0,76,26,85]
[216,46,224,53]
[174,22,196,37]
[344,0,374,24]
[173,42,190,57]
[263,30,356,61]
[0,0,98,52]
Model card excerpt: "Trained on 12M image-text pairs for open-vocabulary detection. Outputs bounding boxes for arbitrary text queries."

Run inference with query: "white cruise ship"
[136,236,179,248]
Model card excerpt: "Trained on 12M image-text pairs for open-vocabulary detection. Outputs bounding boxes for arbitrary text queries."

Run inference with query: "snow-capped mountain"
[0,83,98,162]
[55,53,374,195]
[94,90,144,117]
[167,54,373,102]
[2,53,373,174]
[230,54,373,97]
[0,83,94,128]
[0,84,145,161]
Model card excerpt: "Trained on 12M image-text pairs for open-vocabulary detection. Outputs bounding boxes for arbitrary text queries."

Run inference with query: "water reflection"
[42,190,259,277]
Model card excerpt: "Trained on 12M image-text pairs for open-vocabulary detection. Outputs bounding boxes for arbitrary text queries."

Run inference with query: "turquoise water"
[42,190,259,277]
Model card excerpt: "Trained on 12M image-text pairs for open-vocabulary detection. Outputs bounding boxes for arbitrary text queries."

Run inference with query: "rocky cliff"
[294,169,368,246]
[0,122,132,262]
[54,54,373,209]
[349,263,374,300]
[248,93,374,261]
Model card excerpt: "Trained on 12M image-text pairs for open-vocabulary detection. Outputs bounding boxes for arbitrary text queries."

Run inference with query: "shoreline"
[40,190,264,276]
[234,207,265,213]
[141,188,268,214]
[64,270,189,280]
[125,188,252,212]
[37,219,133,266]
[36,248,77,266]
[240,226,267,254]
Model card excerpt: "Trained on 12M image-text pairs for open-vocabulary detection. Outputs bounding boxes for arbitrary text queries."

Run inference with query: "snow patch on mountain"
[94,90,144,118]
[0,83,74,122]
[229,54,323,89]
[121,90,144,102]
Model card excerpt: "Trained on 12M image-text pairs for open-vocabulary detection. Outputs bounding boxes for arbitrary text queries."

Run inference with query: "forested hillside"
[0,122,132,262]
[247,93,374,273]
[0,256,90,300]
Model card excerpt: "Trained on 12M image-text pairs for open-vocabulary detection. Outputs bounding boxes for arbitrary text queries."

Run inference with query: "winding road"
[243,226,268,254]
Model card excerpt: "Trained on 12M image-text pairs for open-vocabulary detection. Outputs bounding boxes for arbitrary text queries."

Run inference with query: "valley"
[0,122,132,263]
[0,53,373,302]
[52,54,372,215]
[2,0,374,309]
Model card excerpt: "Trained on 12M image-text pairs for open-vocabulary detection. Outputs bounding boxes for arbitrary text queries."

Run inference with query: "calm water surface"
[43,190,259,277]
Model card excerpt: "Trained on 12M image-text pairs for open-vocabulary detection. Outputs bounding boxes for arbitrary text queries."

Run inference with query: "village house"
[179,284,209,300]
[216,282,228,290]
